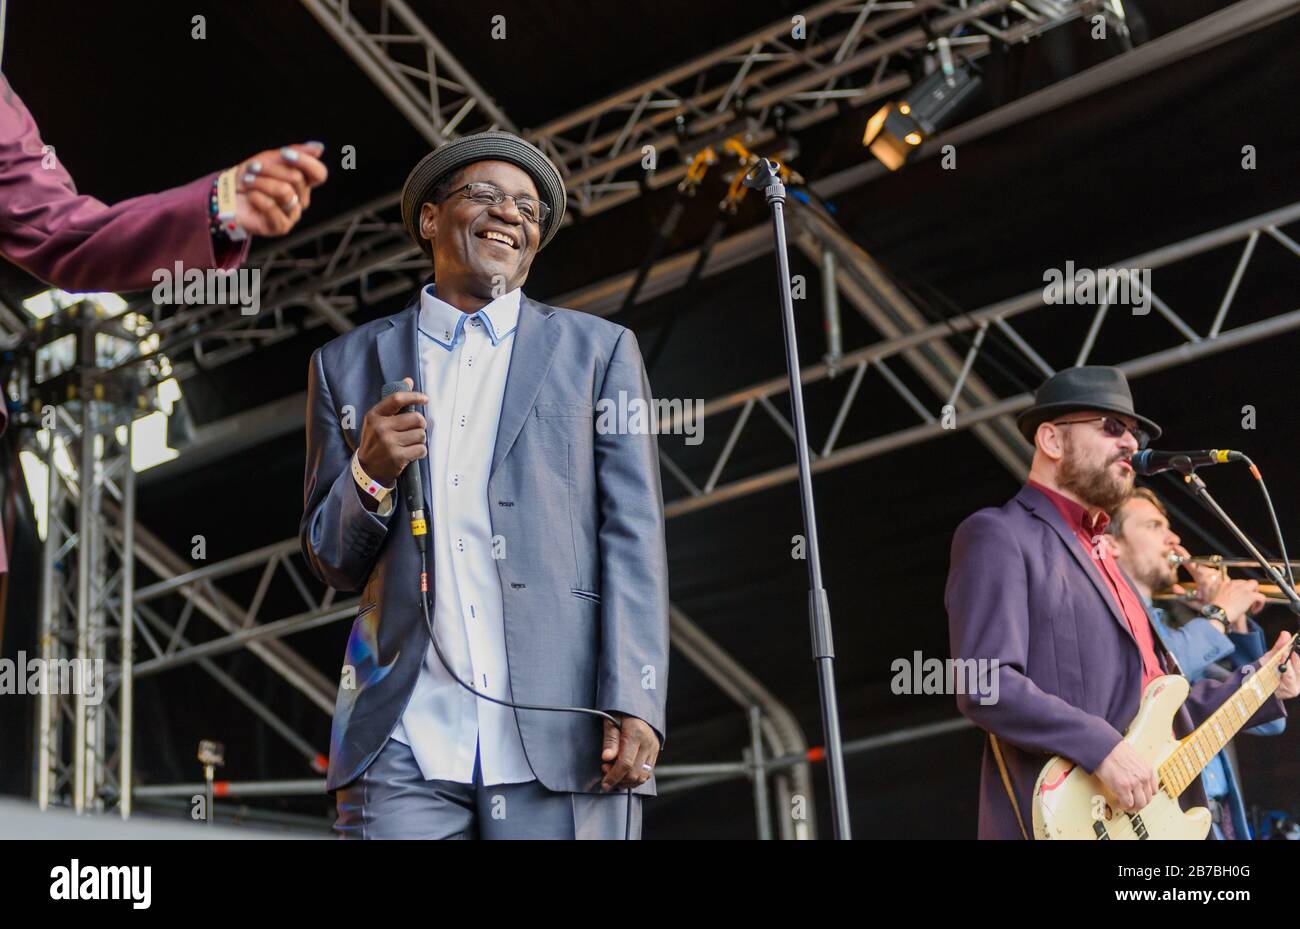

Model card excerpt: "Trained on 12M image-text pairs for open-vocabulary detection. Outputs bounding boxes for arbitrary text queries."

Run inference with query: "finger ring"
[285,194,300,209]
[641,763,653,772]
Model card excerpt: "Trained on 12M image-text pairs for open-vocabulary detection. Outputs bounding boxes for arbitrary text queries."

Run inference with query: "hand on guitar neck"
[1268,630,1300,699]
[1095,630,1298,814]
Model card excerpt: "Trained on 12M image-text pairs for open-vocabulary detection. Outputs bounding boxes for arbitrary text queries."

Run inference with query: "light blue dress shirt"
[389,284,535,785]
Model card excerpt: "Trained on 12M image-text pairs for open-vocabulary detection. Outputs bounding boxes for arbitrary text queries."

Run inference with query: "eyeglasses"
[449,182,550,226]
[1051,415,1151,450]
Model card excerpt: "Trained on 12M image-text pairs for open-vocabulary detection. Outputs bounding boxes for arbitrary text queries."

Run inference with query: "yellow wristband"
[215,167,248,241]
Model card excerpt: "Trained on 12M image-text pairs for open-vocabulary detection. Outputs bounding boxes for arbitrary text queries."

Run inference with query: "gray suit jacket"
[301,291,669,795]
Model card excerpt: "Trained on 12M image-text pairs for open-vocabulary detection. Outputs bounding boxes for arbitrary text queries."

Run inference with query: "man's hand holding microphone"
[356,377,427,512]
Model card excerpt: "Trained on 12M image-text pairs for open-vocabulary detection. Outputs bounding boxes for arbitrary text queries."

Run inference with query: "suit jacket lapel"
[1017,484,1136,644]
[375,297,433,507]
[491,295,560,477]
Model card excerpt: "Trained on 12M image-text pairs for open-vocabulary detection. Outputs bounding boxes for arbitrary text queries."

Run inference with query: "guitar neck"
[1159,646,1290,799]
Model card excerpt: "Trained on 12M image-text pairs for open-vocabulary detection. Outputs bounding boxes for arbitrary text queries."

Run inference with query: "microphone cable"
[1239,455,1296,592]
[414,563,636,840]
[383,382,637,839]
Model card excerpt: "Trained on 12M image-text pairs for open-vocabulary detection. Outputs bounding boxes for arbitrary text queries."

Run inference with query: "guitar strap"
[988,733,1030,840]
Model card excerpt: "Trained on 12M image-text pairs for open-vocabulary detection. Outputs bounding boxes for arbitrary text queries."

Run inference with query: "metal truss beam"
[123,0,1281,392]
[669,604,815,839]
[657,201,1300,517]
[119,522,338,715]
[298,0,517,145]
[306,0,1088,221]
[832,0,1300,190]
[35,407,136,815]
[527,0,1089,220]
[134,602,327,772]
[788,197,1032,480]
[124,193,420,385]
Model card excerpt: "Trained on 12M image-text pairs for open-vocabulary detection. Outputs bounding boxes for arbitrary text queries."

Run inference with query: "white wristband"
[352,452,394,508]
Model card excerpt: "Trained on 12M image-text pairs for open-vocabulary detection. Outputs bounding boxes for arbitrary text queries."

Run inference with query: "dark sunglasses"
[1051,415,1150,450]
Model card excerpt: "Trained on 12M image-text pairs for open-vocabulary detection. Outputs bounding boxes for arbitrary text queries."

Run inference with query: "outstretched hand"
[233,142,329,237]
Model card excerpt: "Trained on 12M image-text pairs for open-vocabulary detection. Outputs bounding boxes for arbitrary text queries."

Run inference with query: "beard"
[1058,434,1135,512]
[1132,557,1176,595]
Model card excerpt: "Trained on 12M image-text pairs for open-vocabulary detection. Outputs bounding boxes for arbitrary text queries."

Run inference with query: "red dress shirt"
[1028,480,1164,691]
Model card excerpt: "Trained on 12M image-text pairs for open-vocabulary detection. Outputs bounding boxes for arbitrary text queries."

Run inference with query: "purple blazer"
[946,484,1287,839]
[0,74,252,573]
[0,73,248,292]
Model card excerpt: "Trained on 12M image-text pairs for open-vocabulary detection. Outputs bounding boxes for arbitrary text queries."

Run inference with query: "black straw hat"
[1016,366,1161,444]
[400,130,567,256]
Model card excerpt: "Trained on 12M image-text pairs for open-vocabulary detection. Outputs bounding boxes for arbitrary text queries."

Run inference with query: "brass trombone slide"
[1154,553,1300,605]
[1166,554,1300,572]
[1152,583,1290,605]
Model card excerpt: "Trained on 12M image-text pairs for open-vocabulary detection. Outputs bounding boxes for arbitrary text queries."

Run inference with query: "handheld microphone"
[1129,448,1244,476]
[381,380,428,555]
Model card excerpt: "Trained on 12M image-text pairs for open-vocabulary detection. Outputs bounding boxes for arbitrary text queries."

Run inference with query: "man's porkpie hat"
[400,130,567,256]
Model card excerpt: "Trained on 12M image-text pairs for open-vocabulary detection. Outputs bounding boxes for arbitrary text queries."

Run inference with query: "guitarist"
[945,366,1299,839]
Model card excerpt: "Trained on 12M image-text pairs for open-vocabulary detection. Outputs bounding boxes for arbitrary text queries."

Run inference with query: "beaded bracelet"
[208,168,248,243]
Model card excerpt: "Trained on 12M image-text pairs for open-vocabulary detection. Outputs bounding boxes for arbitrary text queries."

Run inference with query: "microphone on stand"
[1129,448,1244,476]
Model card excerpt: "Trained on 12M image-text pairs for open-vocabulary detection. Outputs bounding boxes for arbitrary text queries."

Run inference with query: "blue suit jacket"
[301,291,670,794]
[1148,607,1284,838]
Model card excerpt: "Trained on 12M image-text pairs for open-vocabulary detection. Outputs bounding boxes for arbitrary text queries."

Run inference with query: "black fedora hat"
[1016,365,1161,444]
[400,129,567,257]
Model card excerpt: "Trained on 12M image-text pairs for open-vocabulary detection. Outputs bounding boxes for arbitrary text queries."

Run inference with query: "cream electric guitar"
[1032,640,1294,840]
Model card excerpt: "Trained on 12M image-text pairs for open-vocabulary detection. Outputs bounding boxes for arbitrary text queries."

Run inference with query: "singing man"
[945,365,1298,839]
[300,130,669,839]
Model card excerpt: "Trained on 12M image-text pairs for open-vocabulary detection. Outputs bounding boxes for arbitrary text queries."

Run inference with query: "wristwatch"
[1199,602,1229,632]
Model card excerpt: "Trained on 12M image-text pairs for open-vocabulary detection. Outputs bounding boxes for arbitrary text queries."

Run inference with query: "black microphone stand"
[743,158,852,839]
[1178,463,1300,620]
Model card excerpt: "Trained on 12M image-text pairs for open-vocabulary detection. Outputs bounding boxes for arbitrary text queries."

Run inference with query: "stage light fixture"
[864,64,982,171]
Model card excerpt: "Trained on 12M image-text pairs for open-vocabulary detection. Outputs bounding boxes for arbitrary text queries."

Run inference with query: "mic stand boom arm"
[1181,468,1300,618]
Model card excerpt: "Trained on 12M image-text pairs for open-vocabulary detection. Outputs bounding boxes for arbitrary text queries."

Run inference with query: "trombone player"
[1106,487,1286,839]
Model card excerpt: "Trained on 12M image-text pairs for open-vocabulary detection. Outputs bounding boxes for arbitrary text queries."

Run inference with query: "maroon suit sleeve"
[0,74,249,291]
[947,511,1125,772]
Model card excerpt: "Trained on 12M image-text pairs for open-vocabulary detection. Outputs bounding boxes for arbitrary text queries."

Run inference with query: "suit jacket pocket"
[535,402,593,418]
